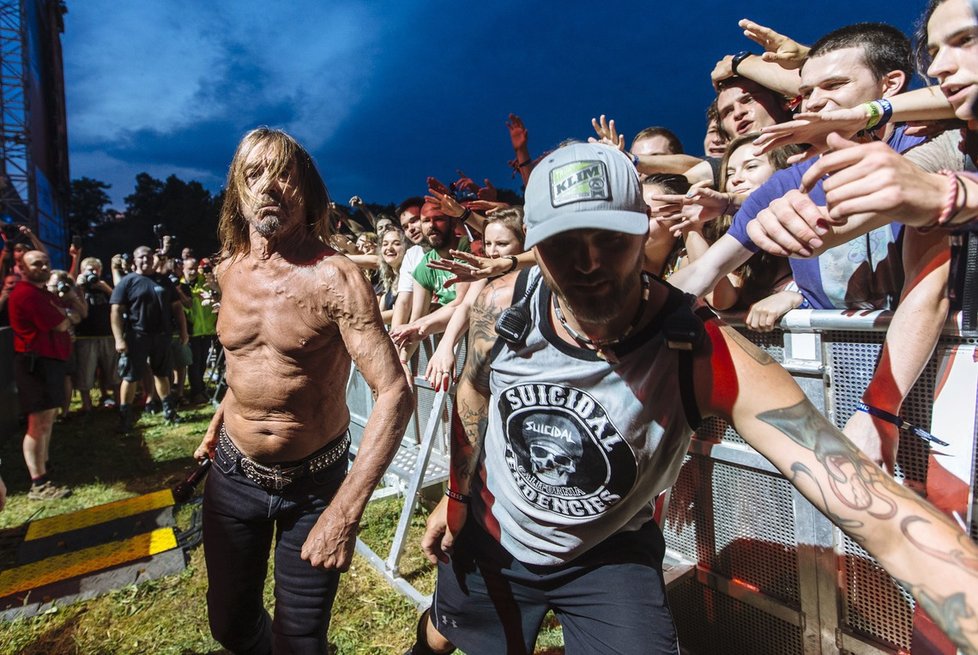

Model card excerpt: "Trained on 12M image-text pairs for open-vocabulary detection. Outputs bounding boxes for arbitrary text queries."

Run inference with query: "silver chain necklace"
[551,272,651,356]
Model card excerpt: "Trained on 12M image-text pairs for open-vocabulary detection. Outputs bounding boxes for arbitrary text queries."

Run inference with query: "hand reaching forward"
[740,18,809,69]
[589,114,626,152]
[506,113,528,151]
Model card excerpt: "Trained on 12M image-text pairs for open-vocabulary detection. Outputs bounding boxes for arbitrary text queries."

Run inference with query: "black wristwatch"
[731,51,754,76]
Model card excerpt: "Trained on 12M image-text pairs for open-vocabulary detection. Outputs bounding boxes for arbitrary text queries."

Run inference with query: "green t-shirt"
[411,238,470,306]
[184,275,218,337]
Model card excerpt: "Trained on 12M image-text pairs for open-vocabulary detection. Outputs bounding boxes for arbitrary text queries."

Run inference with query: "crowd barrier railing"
[347,310,978,653]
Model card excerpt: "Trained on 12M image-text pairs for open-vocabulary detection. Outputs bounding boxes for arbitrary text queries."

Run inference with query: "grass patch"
[0,398,565,653]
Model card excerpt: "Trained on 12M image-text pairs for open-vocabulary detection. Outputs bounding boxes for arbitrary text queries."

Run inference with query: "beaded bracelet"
[445,487,470,504]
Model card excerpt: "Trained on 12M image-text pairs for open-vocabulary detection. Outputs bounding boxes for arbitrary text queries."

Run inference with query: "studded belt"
[218,424,350,491]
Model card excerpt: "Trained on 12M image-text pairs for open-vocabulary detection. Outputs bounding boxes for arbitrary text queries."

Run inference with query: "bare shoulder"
[692,315,783,422]
[311,252,380,321]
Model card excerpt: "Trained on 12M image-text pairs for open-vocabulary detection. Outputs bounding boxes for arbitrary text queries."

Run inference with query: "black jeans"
[188,335,215,397]
[203,436,347,654]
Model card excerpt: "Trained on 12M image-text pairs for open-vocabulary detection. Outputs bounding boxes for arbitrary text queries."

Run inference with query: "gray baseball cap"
[523,142,648,249]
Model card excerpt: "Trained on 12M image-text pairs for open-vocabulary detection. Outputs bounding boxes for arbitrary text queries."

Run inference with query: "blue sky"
[63,0,927,209]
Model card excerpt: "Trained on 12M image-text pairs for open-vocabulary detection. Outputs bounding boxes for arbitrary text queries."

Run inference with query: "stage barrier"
[347,310,978,654]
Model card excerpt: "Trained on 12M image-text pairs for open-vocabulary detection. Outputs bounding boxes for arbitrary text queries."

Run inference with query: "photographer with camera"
[109,252,132,286]
[110,245,188,432]
[46,268,88,420]
[73,257,119,413]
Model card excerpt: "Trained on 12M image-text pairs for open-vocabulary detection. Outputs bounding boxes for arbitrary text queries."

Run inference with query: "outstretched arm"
[844,228,950,473]
[697,321,978,654]
[753,87,955,159]
[421,275,513,564]
[666,233,753,299]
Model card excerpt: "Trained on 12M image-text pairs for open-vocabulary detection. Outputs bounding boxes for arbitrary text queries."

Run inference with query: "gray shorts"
[72,336,119,391]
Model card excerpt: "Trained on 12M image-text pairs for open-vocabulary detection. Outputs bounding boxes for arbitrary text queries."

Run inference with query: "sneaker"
[145,399,163,414]
[117,405,135,435]
[28,480,72,501]
[162,397,182,424]
[102,397,117,409]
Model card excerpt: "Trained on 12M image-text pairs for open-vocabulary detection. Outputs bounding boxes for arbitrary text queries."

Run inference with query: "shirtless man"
[194,128,412,654]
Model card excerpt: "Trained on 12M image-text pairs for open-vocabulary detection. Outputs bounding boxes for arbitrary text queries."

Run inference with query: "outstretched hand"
[753,107,868,160]
[589,114,626,152]
[798,132,946,228]
[427,176,451,198]
[425,347,457,392]
[425,188,465,219]
[390,321,427,348]
[478,178,498,201]
[650,180,733,235]
[427,250,507,287]
[740,18,809,69]
[506,113,528,151]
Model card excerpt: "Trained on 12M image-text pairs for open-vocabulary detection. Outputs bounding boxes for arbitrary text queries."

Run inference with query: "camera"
[80,271,99,287]
[200,261,213,274]
[1,222,22,240]
[56,280,72,296]
[168,273,181,285]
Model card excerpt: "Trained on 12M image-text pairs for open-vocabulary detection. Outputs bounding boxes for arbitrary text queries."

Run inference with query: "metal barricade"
[346,337,464,607]
[346,312,978,652]
[664,310,977,655]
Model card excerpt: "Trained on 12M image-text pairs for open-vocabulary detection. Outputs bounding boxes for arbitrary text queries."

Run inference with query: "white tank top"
[472,268,701,565]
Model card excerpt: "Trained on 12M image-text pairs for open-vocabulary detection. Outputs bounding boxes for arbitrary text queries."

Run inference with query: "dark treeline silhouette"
[69,173,524,273]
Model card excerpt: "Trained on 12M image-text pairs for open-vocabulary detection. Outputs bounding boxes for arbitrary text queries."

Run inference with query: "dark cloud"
[64,0,928,208]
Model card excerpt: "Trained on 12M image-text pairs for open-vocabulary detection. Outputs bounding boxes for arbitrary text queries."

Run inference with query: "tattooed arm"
[694,319,978,654]
[421,273,514,565]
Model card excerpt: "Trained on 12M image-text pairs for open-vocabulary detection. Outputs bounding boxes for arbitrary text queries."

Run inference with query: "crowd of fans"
[0,228,220,501]
[1,7,973,509]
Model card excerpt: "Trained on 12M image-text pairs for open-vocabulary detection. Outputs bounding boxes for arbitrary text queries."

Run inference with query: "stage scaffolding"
[0,0,68,265]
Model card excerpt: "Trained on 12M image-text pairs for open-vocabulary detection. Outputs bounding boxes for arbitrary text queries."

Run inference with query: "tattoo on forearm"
[895,568,978,655]
[721,324,775,366]
[451,392,487,486]
[757,400,897,531]
[758,399,978,654]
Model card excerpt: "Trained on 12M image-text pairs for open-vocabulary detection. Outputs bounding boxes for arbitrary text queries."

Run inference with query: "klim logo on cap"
[549,160,609,207]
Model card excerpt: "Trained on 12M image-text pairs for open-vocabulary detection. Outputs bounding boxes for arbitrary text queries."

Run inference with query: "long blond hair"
[218,128,333,260]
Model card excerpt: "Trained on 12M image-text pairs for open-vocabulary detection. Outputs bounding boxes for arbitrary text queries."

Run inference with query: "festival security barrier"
[346,311,978,654]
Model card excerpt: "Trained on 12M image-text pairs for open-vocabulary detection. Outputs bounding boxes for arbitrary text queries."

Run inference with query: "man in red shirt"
[8,250,84,500]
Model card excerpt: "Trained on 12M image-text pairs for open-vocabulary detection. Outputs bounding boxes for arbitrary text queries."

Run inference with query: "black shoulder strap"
[488,267,536,362]
[660,287,709,430]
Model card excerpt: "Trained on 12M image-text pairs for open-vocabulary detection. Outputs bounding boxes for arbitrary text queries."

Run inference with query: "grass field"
[0,398,564,654]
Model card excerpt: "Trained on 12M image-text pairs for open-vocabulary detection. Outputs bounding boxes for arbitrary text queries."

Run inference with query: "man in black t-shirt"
[110,246,188,431]
[74,256,118,412]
